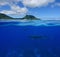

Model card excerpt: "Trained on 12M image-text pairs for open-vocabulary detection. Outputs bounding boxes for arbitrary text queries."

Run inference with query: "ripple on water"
[0,20,60,26]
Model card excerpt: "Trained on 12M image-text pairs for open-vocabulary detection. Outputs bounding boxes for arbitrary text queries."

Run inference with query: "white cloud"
[0,10,17,14]
[0,0,28,15]
[51,2,60,8]
[0,6,28,15]
[0,0,56,15]
[0,2,8,6]
[22,0,55,7]
[0,0,14,5]
[11,5,28,14]
[54,3,60,6]
[0,0,55,7]
[0,0,21,6]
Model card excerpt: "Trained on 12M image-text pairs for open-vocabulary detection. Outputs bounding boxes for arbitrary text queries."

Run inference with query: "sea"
[0,20,60,57]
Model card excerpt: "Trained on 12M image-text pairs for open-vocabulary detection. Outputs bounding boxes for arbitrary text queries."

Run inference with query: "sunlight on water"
[0,20,60,26]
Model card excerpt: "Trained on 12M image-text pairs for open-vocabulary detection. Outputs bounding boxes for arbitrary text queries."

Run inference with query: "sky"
[0,0,60,20]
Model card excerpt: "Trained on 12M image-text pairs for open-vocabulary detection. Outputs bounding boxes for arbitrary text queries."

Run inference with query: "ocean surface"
[0,20,60,57]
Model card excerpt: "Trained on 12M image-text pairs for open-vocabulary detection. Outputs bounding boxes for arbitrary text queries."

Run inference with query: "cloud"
[54,3,60,6]
[0,0,28,15]
[0,0,55,7]
[0,5,28,15]
[22,0,55,7]
[0,0,55,15]
[0,0,21,6]
[51,2,60,8]
[0,10,17,14]
[0,2,8,6]
[11,5,28,14]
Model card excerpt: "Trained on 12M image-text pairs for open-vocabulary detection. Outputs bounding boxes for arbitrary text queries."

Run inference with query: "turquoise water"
[0,20,60,26]
[0,20,60,57]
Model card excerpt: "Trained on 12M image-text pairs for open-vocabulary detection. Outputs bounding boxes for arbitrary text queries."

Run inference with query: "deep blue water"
[0,20,60,57]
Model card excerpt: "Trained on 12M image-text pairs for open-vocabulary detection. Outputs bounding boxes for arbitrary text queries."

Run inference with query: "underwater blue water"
[0,20,60,57]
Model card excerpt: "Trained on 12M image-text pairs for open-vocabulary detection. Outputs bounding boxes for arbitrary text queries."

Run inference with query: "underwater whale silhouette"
[29,35,47,40]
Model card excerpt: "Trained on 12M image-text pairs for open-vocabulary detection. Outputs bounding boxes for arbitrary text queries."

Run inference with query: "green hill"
[21,15,39,20]
[0,13,13,19]
[0,13,40,20]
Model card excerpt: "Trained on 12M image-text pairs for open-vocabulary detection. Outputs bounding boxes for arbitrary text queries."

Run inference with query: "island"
[21,15,39,20]
[0,13,40,20]
[0,13,13,19]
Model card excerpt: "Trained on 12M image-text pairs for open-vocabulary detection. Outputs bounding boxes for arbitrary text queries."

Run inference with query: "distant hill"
[0,13,13,19]
[21,15,39,20]
[0,13,40,20]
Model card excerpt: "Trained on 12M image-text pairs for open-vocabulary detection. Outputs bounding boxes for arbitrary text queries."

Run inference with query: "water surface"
[0,20,60,57]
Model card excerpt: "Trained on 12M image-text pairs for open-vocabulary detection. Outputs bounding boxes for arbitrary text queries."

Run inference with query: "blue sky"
[0,0,60,20]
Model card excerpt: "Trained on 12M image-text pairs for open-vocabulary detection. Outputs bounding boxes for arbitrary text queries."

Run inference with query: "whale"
[29,35,47,40]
